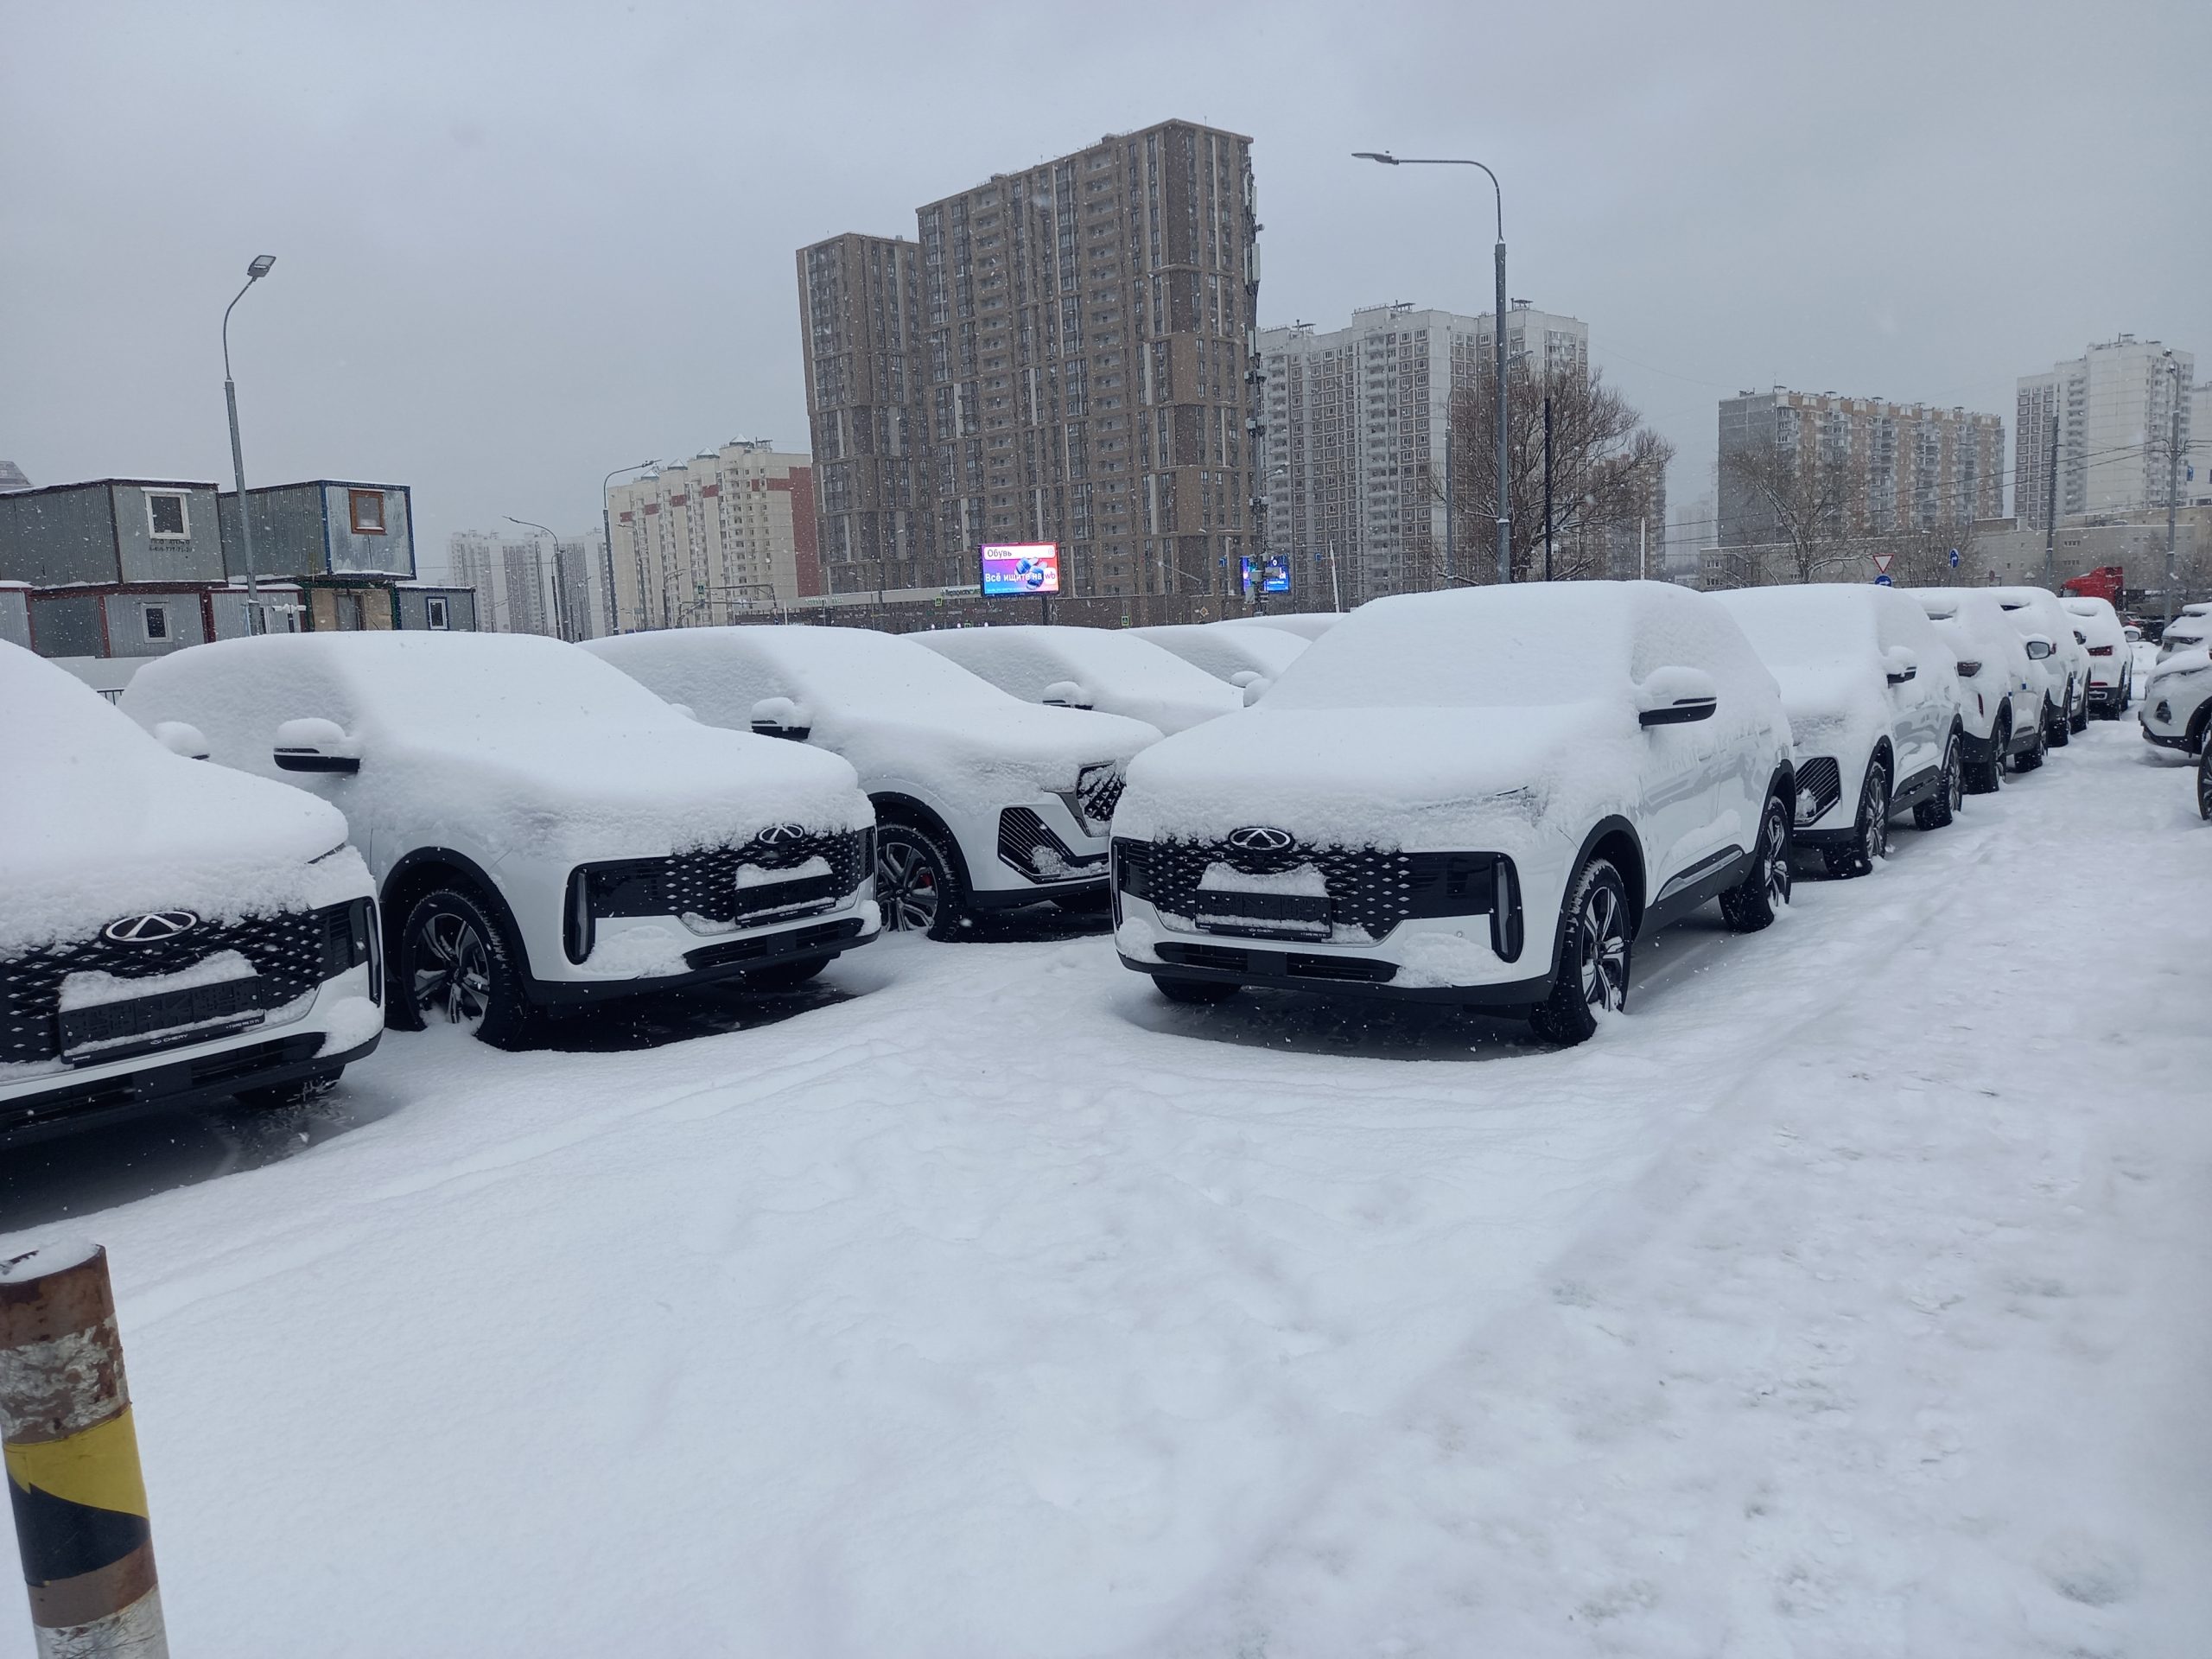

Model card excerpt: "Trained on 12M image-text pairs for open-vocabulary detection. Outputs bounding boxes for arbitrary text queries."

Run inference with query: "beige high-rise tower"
[798,119,1260,601]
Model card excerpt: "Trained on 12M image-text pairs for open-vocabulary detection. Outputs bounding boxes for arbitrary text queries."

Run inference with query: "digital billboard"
[980,543,1061,596]
[1240,553,1291,594]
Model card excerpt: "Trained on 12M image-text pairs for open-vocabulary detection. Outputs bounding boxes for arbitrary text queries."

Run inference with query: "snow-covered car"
[1912,590,2050,786]
[121,632,880,1045]
[914,625,1243,734]
[1220,613,1344,641]
[1990,586,2093,741]
[1714,586,1967,874]
[3,641,382,1143]
[2139,647,2212,756]
[586,626,1160,938]
[1914,586,2071,762]
[2158,614,2210,662]
[1110,582,1796,1046]
[1128,622,1307,694]
[2061,594,2133,717]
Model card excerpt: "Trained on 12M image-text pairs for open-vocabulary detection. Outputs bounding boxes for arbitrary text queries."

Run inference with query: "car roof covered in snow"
[1262,580,1775,712]
[1128,623,1306,682]
[590,624,1019,715]
[912,625,1243,733]
[1,640,365,955]
[1217,612,1343,640]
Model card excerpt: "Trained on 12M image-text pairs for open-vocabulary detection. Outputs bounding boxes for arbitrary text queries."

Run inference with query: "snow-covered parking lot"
[3,716,2207,1656]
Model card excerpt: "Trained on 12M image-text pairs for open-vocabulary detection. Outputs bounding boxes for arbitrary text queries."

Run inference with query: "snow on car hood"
[2145,647,2211,690]
[814,702,1160,808]
[353,724,872,866]
[0,642,370,955]
[1115,702,1635,849]
[1764,660,1885,756]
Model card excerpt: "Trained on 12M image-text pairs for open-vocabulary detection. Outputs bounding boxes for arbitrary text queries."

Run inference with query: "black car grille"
[1,902,367,1068]
[582,828,870,930]
[1114,836,1508,942]
[1795,757,1843,824]
[998,808,1107,881]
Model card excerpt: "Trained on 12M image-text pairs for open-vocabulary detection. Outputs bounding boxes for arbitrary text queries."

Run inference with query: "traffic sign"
[1873,574,1894,587]
[1872,550,1894,574]
[1948,546,1961,569]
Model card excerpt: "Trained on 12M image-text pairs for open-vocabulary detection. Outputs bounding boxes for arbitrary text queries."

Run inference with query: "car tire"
[2198,744,2212,822]
[1153,975,1240,1005]
[2013,712,2047,772]
[391,883,533,1047]
[1530,856,1630,1046]
[1915,733,1963,830]
[1965,714,2006,795]
[1720,793,1792,932]
[875,820,964,941]
[1823,758,1890,878]
[742,957,829,992]
[233,1066,342,1113]
[2048,696,2070,747]
[2069,684,2089,733]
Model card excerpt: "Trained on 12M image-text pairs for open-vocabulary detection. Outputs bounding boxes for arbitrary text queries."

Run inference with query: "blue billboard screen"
[980,543,1061,596]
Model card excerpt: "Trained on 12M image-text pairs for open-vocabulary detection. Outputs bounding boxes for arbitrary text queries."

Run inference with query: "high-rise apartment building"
[1718,388,2005,547]
[2017,336,2196,525]
[605,439,818,632]
[1258,302,1589,603]
[798,118,1260,601]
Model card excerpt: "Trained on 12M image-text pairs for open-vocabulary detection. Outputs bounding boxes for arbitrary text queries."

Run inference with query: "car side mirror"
[667,702,698,722]
[1884,645,1917,684]
[273,715,360,773]
[1239,676,1273,707]
[1636,665,1719,727]
[152,721,211,760]
[2023,636,2055,661]
[748,696,810,741]
[1041,678,1093,709]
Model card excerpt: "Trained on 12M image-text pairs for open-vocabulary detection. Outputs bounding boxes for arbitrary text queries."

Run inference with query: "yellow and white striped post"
[1,1243,168,1658]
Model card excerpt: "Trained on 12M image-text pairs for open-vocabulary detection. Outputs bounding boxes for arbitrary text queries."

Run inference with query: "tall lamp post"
[601,459,657,635]
[1353,152,1511,587]
[505,516,569,639]
[222,254,277,631]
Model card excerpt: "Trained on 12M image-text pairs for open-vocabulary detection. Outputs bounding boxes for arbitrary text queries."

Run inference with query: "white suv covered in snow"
[1715,585,1967,874]
[2140,646,2212,757]
[2062,595,2133,717]
[914,625,1243,734]
[3,642,382,1143]
[1911,590,2049,786]
[586,626,1160,938]
[1129,623,1308,691]
[1988,586,2092,742]
[122,632,879,1045]
[1111,582,1796,1046]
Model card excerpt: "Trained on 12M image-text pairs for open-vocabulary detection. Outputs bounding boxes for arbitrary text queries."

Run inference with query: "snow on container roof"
[1,640,363,955]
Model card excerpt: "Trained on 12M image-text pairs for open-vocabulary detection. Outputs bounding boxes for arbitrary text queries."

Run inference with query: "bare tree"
[1418,364,1674,585]
[1713,439,1868,587]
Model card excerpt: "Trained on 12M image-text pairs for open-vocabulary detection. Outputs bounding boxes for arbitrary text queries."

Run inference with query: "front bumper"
[530,907,880,1004]
[2141,722,2196,753]
[1,963,383,1147]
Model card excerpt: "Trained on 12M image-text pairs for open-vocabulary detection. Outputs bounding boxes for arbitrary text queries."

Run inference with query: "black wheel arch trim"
[379,847,531,978]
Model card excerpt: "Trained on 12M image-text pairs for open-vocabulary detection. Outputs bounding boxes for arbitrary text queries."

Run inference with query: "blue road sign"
[1948,546,1961,569]
[1874,573,1895,587]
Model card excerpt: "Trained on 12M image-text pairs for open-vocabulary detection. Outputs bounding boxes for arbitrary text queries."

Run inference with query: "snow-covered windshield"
[332,634,684,734]
[1265,587,1625,710]
[1715,589,1876,665]
[737,626,1013,710]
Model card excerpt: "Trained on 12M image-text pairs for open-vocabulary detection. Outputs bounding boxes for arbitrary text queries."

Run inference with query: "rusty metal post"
[2,1244,168,1657]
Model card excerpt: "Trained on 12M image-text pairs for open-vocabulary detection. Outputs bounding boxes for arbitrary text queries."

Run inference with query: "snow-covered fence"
[1,1243,168,1656]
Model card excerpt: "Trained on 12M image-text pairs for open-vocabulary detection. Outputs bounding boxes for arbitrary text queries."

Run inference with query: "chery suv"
[1715,585,1967,874]
[914,625,1242,734]
[1110,582,1795,1046]
[587,626,1160,938]
[3,641,381,1142]
[123,632,878,1045]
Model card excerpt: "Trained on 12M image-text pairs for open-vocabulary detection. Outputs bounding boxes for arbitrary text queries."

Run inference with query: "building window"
[426,594,450,630]
[145,492,188,538]
[348,489,387,535]
[142,604,169,641]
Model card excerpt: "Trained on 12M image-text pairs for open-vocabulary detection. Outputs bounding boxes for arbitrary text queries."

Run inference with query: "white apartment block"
[2017,335,2196,524]
[606,440,818,632]
[1259,302,1588,605]
[448,528,607,639]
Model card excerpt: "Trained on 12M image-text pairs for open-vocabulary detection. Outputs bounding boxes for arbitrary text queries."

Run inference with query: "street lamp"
[222,254,276,630]
[505,516,568,639]
[602,459,657,635]
[1353,151,1511,587]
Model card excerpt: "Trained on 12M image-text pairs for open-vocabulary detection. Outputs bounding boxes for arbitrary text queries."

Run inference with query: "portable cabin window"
[348,489,387,534]
[426,594,450,630]
[142,604,169,641]
[145,492,189,538]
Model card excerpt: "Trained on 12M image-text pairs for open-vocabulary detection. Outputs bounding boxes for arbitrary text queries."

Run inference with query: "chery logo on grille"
[103,910,200,944]
[1226,825,1294,853]
[758,823,809,846]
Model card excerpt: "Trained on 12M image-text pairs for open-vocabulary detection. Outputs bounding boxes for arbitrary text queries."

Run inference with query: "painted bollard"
[1,1243,168,1658]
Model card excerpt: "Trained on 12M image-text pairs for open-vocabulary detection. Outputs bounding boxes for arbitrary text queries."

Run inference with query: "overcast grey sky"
[4,0,2205,575]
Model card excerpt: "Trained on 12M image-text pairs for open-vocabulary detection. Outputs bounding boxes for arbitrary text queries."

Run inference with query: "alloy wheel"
[410,909,492,1032]
[877,839,940,932]
[1946,739,1963,811]
[1760,800,1792,910]
[1576,883,1629,1014]
[1861,762,1889,865]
